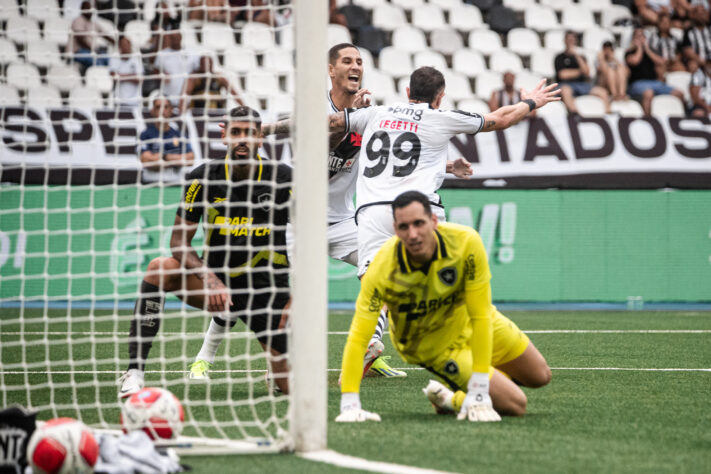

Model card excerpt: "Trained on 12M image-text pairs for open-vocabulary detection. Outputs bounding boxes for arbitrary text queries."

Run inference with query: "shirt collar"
[397,229,448,274]
[224,152,263,182]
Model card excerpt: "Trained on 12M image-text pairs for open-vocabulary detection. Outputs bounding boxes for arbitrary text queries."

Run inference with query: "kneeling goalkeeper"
[337,191,551,422]
[119,106,292,397]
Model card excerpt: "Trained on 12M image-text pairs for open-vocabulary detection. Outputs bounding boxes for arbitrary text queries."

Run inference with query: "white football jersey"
[345,102,484,210]
[326,93,361,222]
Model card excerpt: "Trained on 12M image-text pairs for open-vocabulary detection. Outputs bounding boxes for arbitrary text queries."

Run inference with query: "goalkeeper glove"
[457,372,501,422]
[335,392,381,422]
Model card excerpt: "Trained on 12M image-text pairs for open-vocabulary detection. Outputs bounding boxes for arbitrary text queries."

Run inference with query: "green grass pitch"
[1,309,710,473]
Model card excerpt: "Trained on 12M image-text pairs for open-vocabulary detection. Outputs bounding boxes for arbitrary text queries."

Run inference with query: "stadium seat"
[507,28,542,57]
[26,0,61,22]
[267,93,294,116]
[241,23,275,52]
[448,4,486,32]
[43,16,71,47]
[26,85,63,109]
[561,6,595,33]
[25,40,63,69]
[473,70,503,100]
[489,49,523,73]
[579,0,612,13]
[487,5,520,35]
[180,21,200,49]
[535,99,567,117]
[124,20,152,51]
[412,4,446,33]
[601,5,633,31]
[610,99,644,117]
[263,48,294,75]
[338,4,370,30]
[665,71,691,101]
[582,27,615,52]
[530,49,556,78]
[468,29,503,57]
[457,97,491,114]
[328,24,352,47]
[452,49,486,78]
[0,38,18,64]
[397,76,410,95]
[524,5,559,32]
[544,30,566,51]
[0,0,20,22]
[46,63,82,93]
[201,23,235,52]
[515,70,545,91]
[372,3,407,31]
[503,0,530,12]
[439,94,456,110]
[356,25,387,56]
[363,68,396,100]
[575,95,607,117]
[650,95,685,117]
[68,87,104,109]
[391,26,427,53]
[359,48,375,71]
[6,62,42,90]
[278,24,294,49]
[413,50,448,71]
[85,66,114,94]
[430,28,464,56]
[94,17,117,48]
[352,0,381,8]
[468,0,497,13]
[245,71,280,97]
[383,93,408,106]
[391,0,425,10]
[377,47,413,79]
[6,16,42,45]
[0,84,20,106]
[429,0,461,11]
[540,0,573,12]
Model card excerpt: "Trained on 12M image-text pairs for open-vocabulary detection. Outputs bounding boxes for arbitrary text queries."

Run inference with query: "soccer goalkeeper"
[337,191,551,422]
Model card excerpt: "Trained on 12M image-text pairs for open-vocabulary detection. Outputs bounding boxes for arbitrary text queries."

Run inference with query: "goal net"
[0,0,327,454]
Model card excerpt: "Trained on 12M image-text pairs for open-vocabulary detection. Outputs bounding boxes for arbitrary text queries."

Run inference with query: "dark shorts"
[559,81,593,97]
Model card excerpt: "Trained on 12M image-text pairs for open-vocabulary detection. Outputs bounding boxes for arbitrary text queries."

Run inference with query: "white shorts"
[286,217,358,266]
[356,204,446,277]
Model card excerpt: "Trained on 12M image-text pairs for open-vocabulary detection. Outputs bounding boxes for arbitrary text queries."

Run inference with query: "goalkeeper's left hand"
[457,372,501,422]
[335,393,381,423]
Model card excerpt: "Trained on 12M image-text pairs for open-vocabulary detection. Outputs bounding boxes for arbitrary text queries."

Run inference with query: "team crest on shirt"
[258,193,274,210]
[444,360,459,375]
[438,267,457,286]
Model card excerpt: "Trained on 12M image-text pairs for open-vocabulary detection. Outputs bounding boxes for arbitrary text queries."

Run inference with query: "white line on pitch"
[3,329,711,337]
[2,367,710,375]
[299,449,457,474]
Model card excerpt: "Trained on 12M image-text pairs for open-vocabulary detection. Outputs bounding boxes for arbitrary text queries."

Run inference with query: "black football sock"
[127,281,164,371]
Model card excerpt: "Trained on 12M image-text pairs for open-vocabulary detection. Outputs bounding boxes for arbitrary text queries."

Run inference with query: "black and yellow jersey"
[341,222,495,393]
[177,155,292,289]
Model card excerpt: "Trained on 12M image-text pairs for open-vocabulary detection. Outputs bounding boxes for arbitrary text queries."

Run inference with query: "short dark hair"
[602,40,613,49]
[392,191,432,217]
[329,43,359,65]
[228,106,261,130]
[408,67,445,104]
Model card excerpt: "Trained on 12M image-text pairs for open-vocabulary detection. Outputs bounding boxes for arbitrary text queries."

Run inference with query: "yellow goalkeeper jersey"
[341,222,495,393]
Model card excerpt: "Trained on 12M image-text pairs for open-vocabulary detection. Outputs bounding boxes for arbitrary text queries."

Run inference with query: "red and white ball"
[26,418,99,474]
[120,387,184,440]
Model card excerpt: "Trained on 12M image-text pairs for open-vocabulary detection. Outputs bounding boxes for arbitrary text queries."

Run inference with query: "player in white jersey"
[327,66,561,276]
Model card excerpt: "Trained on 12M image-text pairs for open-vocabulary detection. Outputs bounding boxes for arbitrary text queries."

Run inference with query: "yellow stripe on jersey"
[224,152,264,182]
[341,222,494,394]
[228,249,288,277]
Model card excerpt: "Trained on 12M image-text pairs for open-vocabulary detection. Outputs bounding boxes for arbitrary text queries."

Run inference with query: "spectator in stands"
[229,0,273,26]
[329,0,348,27]
[96,0,137,31]
[180,56,244,112]
[555,31,610,114]
[187,0,230,23]
[649,13,686,75]
[597,41,629,101]
[626,27,685,115]
[681,4,711,67]
[139,96,195,171]
[109,36,144,108]
[688,60,711,117]
[488,72,535,116]
[71,1,114,70]
[634,0,690,26]
[149,2,181,53]
[154,24,200,109]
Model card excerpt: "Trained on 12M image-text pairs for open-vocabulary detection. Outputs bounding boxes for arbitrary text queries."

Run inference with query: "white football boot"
[118,368,144,399]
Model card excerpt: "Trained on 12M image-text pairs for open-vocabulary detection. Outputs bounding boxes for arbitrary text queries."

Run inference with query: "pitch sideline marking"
[299,449,457,474]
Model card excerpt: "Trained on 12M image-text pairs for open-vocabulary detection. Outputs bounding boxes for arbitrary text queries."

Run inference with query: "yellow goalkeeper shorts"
[422,311,530,391]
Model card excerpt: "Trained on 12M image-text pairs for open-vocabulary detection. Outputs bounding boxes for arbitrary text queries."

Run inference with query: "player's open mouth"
[348,75,360,84]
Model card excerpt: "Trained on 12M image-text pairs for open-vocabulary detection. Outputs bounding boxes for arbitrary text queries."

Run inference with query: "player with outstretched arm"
[335,191,551,422]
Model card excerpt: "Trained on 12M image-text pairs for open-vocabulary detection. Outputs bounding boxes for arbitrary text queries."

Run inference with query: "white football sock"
[195,318,228,364]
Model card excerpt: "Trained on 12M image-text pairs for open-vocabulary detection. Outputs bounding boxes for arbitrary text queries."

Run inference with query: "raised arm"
[481,80,561,132]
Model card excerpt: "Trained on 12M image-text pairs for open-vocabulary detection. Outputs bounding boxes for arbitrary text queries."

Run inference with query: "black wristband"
[522,99,536,112]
